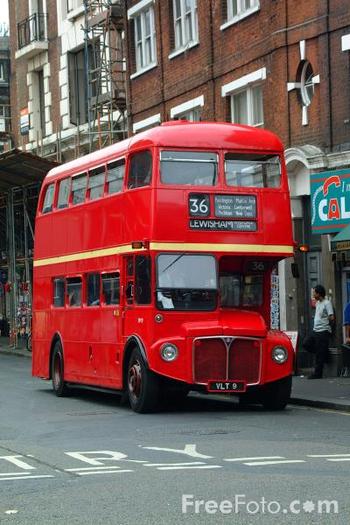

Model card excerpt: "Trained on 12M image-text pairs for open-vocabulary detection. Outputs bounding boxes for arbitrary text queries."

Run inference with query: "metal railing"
[17,13,47,50]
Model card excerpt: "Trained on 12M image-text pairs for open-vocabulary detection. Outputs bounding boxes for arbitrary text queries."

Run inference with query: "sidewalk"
[1,337,349,412]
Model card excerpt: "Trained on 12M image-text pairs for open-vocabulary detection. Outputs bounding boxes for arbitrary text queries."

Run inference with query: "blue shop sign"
[310,168,350,234]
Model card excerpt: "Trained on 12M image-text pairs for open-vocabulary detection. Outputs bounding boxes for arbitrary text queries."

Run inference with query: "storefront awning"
[0,148,58,192]
[331,224,350,251]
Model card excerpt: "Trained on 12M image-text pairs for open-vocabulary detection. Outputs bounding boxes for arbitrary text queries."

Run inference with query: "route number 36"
[189,194,210,217]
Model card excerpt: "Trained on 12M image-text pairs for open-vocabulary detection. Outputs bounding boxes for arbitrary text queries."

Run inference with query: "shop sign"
[20,108,29,135]
[310,169,350,233]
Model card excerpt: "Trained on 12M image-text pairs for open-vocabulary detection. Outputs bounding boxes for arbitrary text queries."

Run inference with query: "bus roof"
[46,121,284,180]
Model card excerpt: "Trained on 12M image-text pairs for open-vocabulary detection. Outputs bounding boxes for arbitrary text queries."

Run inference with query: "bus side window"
[102,272,120,305]
[53,277,65,307]
[88,167,105,200]
[128,151,152,189]
[67,277,82,307]
[57,178,71,209]
[87,273,100,306]
[135,255,151,304]
[42,183,55,213]
[107,160,125,194]
[71,173,87,205]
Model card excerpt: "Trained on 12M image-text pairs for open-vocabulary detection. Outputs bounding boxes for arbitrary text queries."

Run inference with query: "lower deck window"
[220,274,263,307]
[67,277,82,307]
[102,273,120,304]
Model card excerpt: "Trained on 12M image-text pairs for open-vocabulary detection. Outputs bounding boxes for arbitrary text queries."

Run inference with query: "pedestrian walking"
[302,284,335,379]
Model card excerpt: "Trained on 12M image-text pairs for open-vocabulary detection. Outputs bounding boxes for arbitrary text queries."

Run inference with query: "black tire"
[51,341,69,397]
[260,375,292,411]
[127,347,159,413]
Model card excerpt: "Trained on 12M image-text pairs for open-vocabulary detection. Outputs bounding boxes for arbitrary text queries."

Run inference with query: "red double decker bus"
[32,121,295,412]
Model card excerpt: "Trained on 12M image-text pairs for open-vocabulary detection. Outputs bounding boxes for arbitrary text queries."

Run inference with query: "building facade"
[0,26,11,153]
[9,0,127,163]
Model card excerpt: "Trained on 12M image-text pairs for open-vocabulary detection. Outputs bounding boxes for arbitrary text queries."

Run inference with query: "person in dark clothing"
[303,284,334,379]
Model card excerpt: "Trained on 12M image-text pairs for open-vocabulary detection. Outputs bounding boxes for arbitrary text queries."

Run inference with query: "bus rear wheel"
[260,375,292,411]
[51,341,69,397]
[127,348,159,413]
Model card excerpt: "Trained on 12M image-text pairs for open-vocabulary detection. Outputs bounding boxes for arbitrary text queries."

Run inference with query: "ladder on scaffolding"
[83,0,128,151]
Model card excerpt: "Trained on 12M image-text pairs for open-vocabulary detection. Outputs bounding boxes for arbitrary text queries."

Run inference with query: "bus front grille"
[193,337,261,385]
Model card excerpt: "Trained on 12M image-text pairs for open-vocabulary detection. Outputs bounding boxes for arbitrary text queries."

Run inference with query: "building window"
[222,0,260,28]
[173,0,198,51]
[67,0,82,12]
[170,95,204,121]
[0,60,7,83]
[231,85,263,127]
[128,2,157,75]
[68,48,88,125]
[222,68,266,127]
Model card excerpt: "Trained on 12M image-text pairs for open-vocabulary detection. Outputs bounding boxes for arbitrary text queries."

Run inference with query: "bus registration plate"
[207,381,246,393]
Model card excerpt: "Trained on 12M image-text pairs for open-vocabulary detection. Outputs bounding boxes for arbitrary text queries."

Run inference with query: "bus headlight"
[272,346,288,364]
[160,343,178,362]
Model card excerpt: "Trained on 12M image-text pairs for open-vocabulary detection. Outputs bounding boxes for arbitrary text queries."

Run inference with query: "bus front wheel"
[127,347,159,413]
[51,341,69,397]
[260,375,292,411]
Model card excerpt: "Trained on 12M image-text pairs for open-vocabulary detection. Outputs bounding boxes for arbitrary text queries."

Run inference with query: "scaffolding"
[83,0,128,151]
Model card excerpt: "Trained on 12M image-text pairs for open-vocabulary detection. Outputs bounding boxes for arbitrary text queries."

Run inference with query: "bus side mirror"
[291,263,299,279]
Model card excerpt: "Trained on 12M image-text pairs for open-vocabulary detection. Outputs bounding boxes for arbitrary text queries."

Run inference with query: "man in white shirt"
[303,284,334,379]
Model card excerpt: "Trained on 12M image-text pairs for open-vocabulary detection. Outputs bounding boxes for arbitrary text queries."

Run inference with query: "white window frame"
[222,68,266,128]
[128,0,157,78]
[133,113,161,133]
[169,0,198,59]
[221,0,260,31]
[170,95,204,121]
[0,62,5,82]
[342,34,350,51]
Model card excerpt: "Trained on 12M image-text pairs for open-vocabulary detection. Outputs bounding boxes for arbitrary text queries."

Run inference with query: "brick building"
[9,0,126,162]
[0,28,11,153]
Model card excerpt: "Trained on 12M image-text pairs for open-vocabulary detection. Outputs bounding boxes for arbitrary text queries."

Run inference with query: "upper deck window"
[128,151,152,189]
[57,178,71,209]
[107,160,125,194]
[42,183,55,213]
[88,167,105,201]
[160,151,218,186]
[71,173,87,204]
[225,153,281,188]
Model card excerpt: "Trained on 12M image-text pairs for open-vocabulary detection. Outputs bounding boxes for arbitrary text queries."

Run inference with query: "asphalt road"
[0,353,349,524]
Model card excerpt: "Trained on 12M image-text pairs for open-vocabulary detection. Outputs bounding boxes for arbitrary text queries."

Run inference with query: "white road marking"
[65,451,127,466]
[243,460,306,466]
[0,456,36,470]
[5,510,18,515]
[77,470,133,476]
[144,462,205,467]
[156,465,222,471]
[0,475,54,481]
[140,444,213,459]
[65,466,129,472]
[224,456,285,462]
